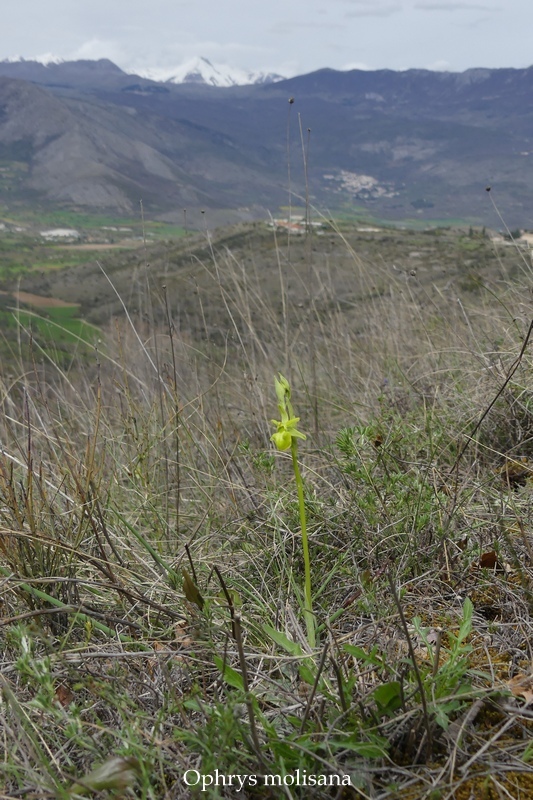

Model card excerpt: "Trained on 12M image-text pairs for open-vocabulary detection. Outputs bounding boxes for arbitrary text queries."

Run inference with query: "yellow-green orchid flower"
[271,416,307,451]
[271,374,306,451]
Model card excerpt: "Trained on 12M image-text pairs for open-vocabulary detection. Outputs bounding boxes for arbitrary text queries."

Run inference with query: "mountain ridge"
[0,58,532,225]
[0,55,285,88]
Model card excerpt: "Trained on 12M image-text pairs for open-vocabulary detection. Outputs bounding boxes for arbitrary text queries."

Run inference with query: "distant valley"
[0,58,533,226]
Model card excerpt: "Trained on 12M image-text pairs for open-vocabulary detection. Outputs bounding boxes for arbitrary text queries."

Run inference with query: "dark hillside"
[15,223,523,332]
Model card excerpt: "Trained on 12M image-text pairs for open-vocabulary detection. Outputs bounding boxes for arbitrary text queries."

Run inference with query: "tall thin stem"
[291,438,315,647]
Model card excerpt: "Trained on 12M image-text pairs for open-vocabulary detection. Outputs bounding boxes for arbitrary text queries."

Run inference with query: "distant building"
[40,228,81,241]
[267,218,325,235]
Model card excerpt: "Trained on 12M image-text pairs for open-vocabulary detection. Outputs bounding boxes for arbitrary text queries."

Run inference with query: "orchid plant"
[271,374,315,647]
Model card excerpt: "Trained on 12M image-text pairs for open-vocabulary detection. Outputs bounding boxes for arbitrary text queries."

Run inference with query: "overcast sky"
[1,0,531,77]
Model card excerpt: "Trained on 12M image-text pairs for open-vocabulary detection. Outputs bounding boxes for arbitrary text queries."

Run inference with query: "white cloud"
[345,1,402,16]
[414,1,498,10]
[341,61,374,70]
[268,20,344,35]
[426,59,453,70]
[341,0,400,5]
[71,38,127,63]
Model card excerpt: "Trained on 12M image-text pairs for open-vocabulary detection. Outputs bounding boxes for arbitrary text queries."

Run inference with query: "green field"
[0,205,187,237]
[0,298,101,369]
[10,305,99,343]
[0,210,188,287]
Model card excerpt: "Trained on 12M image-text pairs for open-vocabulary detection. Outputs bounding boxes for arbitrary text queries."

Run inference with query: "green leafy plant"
[411,598,477,730]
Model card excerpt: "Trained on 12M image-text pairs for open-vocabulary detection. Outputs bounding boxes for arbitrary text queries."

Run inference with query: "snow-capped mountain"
[1,54,284,87]
[135,57,284,87]
[2,53,65,66]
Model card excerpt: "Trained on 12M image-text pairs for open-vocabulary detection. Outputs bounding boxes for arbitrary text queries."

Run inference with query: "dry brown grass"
[0,223,532,798]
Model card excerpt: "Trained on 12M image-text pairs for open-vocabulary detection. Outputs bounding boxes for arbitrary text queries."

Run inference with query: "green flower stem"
[271,373,314,648]
[291,438,315,648]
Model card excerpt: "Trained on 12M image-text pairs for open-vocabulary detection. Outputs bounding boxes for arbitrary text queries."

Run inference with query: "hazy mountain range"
[0,57,532,226]
[1,55,285,88]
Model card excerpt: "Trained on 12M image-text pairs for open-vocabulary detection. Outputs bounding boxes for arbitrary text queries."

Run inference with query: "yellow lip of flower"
[271,429,292,451]
[270,415,307,451]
